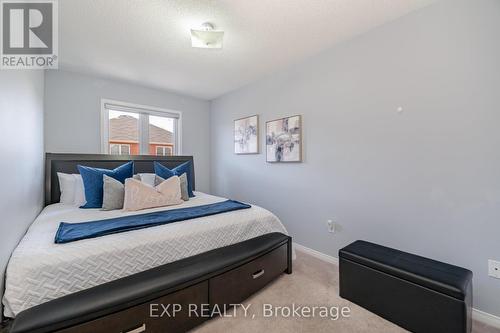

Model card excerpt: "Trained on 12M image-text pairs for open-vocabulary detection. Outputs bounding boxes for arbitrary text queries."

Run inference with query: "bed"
[3,154,293,333]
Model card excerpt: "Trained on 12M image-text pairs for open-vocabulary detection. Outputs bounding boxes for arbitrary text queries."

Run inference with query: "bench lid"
[339,240,472,300]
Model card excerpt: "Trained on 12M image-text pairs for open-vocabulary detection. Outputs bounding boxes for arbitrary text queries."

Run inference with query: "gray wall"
[210,0,500,316]
[0,71,45,317]
[44,70,211,192]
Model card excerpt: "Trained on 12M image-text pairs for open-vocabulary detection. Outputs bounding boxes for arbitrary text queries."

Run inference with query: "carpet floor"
[191,249,500,333]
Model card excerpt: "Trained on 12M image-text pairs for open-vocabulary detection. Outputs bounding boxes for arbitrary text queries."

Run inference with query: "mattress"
[3,192,290,318]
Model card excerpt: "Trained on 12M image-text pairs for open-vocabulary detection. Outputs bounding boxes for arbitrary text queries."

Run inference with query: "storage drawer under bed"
[56,282,208,333]
[209,243,288,307]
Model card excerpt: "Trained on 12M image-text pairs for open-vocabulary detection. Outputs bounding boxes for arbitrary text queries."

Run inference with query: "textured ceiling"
[59,0,437,100]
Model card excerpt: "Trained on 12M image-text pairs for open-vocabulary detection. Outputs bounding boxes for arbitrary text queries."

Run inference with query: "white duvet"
[3,192,289,318]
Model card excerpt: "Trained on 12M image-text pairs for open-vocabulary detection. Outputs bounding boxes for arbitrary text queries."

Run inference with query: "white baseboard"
[293,242,500,329]
[293,242,338,265]
[472,309,500,329]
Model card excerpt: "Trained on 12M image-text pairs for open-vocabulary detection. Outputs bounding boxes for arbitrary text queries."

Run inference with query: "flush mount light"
[191,22,224,49]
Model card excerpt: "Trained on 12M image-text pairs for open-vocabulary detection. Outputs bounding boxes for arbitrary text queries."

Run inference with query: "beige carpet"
[191,249,500,333]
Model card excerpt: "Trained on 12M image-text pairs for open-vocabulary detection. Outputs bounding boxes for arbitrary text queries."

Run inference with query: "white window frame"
[109,143,131,155]
[155,145,173,156]
[100,98,182,155]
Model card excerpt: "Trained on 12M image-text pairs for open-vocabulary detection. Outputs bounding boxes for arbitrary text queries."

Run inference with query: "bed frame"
[5,153,292,333]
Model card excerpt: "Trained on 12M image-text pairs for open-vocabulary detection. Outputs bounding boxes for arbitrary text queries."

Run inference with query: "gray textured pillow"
[179,173,189,201]
[102,174,125,210]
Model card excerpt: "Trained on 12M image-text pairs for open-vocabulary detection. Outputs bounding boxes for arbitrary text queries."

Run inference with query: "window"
[110,143,131,155]
[101,99,181,156]
[155,146,173,156]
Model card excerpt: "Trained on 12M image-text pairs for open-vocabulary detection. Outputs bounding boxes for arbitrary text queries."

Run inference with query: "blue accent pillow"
[154,161,195,197]
[78,161,134,209]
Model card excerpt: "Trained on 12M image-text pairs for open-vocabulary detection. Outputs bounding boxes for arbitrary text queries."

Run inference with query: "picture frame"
[234,115,259,154]
[266,115,302,163]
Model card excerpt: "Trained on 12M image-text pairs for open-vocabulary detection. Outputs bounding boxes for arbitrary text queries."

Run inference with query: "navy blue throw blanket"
[55,200,251,244]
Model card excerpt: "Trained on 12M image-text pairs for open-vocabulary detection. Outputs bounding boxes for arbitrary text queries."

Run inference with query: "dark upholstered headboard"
[45,153,195,206]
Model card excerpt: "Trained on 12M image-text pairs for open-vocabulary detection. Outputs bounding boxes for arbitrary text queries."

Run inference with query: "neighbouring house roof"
[109,115,173,143]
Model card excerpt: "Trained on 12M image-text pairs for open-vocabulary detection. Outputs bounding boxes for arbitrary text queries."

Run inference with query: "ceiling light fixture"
[191,22,224,49]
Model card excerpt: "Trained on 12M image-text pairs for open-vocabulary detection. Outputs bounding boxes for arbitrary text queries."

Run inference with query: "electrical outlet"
[327,219,335,233]
[488,260,500,279]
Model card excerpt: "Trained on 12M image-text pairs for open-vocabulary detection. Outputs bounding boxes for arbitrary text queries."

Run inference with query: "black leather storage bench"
[339,240,472,333]
[10,232,292,333]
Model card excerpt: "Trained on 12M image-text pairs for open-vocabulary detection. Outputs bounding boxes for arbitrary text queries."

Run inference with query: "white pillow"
[56,173,86,206]
[57,172,76,204]
[138,173,157,187]
[73,174,86,206]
